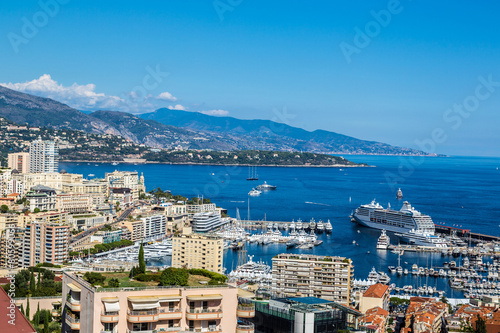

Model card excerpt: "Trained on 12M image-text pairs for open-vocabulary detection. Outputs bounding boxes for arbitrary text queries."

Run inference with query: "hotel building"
[61,272,255,333]
[172,228,224,273]
[271,253,354,304]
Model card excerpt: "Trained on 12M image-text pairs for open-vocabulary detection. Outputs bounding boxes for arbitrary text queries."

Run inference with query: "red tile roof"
[363,283,389,298]
[0,286,36,332]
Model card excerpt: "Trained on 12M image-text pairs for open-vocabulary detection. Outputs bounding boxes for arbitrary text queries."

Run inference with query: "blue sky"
[1,1,499,156]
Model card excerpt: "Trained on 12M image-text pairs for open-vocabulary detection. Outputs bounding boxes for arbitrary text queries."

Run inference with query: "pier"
[435,225,500,243]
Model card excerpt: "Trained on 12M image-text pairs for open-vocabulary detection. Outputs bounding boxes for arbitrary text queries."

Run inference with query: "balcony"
[185,307,223,321]
[236,304,255,318]
[66,299,81,312]
[236,323,255,333]
[65,314,80,330]
[158,308,182,320]
[127,309,159,323]
[101,311,120,323]
[183,327,222,333]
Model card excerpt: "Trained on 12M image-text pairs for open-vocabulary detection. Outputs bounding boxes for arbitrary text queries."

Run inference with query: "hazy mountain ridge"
[0,85,427,155]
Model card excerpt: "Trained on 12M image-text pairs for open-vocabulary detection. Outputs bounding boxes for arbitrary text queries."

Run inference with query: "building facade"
[172,228,224,273]
[61,272,240,333]
[22,222,70,266]
[121,214,166,242]
[272,253,354,304]
[29,138,58,173]
[7,152,30,173]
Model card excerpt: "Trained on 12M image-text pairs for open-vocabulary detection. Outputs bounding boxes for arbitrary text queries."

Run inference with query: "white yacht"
[309,218,316,231]
[248,188,262,196]
[376,230,390,250]
[324,220,333,233]
[395,229,450,248]
[316,220,325,233]
[397,188,403,199]
[296,219,303,230]
[256,181,277,191]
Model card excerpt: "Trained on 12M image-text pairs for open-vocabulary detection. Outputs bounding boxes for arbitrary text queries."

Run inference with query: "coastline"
[59,160,374,168]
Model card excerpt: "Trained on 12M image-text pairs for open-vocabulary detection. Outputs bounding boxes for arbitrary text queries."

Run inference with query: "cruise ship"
[192,212,226,233]
[351,200,435,234]
[395,229,450,248]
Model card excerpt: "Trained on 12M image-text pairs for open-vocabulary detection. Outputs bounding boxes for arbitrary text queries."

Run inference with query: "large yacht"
[256,181,277,191]
[351,200,435,234]
[324,220,332,233]
[395,229,450,248]
[376,229,390,249]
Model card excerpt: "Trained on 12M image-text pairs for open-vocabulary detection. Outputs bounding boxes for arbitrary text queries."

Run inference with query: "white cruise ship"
[351,200,435,234]
[192,212,226,233]
[395,229,450,248]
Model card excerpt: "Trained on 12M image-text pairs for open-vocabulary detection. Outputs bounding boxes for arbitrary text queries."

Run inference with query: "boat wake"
[305,201,331,207]
[230,200,245,203]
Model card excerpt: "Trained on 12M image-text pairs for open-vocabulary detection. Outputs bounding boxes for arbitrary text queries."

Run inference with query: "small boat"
[248,188,262,196]
[256,181,277,191]
[112,162,119,166]
[246,166,259,181]
[316,220,325,233]
[397,188,403,199]
[88,174,95,177]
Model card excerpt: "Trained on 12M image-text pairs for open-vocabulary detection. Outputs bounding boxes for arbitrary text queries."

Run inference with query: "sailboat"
[247,166,259,181]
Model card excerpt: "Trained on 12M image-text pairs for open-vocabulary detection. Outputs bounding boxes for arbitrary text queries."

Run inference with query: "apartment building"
[62,179,108,195]
[404,297,448,333]
[91,229,122,244]
[22,222,70,266]
[192,212,226,233]
[29,138,59,173]
[0,222,23,268]
[69,213,112,231]
[7,152,30,173]
[26,185,57,212]
[121,214,166,242]
[105,170,145,201]
[13,171,83,196]
[111,187,133,207]
[56,193,95,213]
[62,272,245,333]
[271,253,354,304]
[172,228,224,273]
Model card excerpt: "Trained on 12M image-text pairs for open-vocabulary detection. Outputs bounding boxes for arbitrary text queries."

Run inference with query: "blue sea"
[61,155,500,297]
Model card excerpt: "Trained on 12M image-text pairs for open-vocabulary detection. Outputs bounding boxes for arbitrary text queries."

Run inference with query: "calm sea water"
[61,155,500,296]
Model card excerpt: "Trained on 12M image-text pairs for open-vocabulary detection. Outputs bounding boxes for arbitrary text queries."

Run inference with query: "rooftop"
[363,283,389,298]
[0,285,36,333]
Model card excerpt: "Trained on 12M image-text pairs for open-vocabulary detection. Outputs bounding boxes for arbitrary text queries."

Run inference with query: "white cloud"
[156,91,177,101]
[200,109,229,116]
[167,104,188,111]
[0,74,125,111]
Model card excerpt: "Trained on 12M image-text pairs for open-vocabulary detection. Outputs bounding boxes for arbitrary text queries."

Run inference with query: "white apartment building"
[105,170,145,201]
[29,138,59,173]
[121,214,166,242]
[26,185,57,212]
[272,253,354,304]
[192,212,226,233]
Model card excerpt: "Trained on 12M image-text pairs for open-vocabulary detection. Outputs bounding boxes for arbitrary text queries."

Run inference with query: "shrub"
[135,273,160,282]
[159,267,188,286]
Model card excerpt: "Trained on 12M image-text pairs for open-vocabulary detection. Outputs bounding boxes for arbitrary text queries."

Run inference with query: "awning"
[104,301,120,312]
[158,295,182,302]
[67,283,81,292]
[131,301,160,310]
[186,294,223,301]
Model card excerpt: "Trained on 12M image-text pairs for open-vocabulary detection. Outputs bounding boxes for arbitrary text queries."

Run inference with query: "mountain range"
[0,85,426,155]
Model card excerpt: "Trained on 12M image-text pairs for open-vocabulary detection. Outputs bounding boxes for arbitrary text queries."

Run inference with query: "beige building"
[7,152,30,173]
[22,223,70,267]
[358,283,390,314]
[271,253,354,304]
[62,180,108,195]
[172,228,224,273]
[56,193,94,213]
[105,170,145,201]
[13,172,83,196]
[121,214,166,242]
[62,272,250,333]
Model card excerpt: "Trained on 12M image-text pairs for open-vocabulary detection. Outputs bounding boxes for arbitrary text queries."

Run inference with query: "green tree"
[0,205,8,213]
[108,278,120,288]
[83,272,105,286]
[26,296,30,320]
[159,267,189,286]
[43,310,50,333]
[29,271,36,294]
[37,272,41,290]
[475,314,487,333]
[20,304,25,316]
[138,242,146,274]
[34,208,40,213]
[34,303,40,326]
